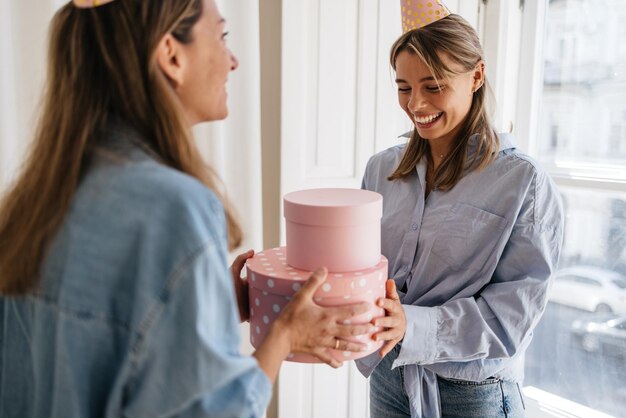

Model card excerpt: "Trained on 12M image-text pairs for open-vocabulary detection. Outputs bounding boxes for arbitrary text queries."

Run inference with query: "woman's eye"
[221,31,229,41]
[426,85,445,92]
[398,87,411,93]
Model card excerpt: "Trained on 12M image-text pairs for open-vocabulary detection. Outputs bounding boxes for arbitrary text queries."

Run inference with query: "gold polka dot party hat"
[401,0,451,33]
[72,0,116,8]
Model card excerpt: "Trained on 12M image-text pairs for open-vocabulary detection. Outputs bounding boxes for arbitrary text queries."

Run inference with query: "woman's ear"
[472,60,485,92]
[155,34,186,87]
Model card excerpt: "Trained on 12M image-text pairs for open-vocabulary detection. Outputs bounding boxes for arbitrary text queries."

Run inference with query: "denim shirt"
[0,125,271,417]
[356,133,564,417]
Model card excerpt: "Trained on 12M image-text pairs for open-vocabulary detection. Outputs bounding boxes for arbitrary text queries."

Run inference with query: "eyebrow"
[395,76,436,83]
[218,18,226,24]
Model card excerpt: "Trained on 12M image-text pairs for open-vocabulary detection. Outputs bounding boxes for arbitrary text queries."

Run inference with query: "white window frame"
[484,1,625,416]
[514,0,626,192]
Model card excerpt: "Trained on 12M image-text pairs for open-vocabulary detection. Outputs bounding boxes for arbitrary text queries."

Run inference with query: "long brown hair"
[0,0,242,295]
[388,14,499,188]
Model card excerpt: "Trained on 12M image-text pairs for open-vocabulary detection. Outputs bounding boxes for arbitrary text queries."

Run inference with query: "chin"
[204,108,229,122]
[216,108,229,120]
[416,130,436,140]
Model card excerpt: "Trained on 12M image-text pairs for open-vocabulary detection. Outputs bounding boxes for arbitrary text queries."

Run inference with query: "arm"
[372,171,564,375]
[122,244,273,418]
[393,172,564,369]
[396,222,562,366]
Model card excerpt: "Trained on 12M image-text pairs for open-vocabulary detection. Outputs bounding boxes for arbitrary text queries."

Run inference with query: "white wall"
[276,2,483,416]
[0,0,53,190]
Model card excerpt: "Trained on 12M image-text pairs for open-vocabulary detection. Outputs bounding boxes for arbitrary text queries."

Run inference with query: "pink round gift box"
[283,188,383,273]
[247,247,387,363]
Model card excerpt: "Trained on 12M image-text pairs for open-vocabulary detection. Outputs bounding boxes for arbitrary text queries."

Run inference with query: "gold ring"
[334,339,340,350]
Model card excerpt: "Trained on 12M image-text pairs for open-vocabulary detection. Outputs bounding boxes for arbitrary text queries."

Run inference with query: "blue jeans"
[370,346,526,417]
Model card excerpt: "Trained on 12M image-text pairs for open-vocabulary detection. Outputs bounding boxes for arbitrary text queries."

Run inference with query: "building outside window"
[522,0,626,416]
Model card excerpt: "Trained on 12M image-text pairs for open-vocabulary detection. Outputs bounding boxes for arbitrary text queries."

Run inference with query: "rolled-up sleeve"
[394,170,564,374]
[122,243,271,418]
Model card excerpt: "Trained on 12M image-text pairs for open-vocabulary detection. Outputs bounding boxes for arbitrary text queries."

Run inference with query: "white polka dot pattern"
[246,247,387,363]
[246,247,387,296]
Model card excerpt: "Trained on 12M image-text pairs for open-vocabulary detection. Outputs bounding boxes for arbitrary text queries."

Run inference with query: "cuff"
[392,304,438,368]
[248,366,273,416]
[354,351,384,378]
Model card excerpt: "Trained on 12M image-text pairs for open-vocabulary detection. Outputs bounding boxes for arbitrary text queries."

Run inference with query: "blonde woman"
[360,3,564,417]
[0,0,373,416]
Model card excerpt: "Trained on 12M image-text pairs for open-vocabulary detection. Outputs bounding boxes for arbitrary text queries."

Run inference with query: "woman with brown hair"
[0,0,372,416]
[359,1,564,417]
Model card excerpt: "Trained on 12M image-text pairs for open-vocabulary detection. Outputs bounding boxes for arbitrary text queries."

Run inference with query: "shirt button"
[411,223,418,230]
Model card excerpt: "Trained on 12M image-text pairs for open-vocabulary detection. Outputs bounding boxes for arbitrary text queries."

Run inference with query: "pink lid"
[284,188,382,226]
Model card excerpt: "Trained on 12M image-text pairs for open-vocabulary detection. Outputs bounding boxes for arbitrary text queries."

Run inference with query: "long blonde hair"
[0,0,242,295]
[388,14,499,187]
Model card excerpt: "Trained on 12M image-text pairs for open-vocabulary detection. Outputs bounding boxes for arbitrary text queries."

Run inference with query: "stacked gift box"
[246,188,387,363]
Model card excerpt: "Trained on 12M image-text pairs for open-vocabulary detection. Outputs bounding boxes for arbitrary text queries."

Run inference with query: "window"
[519,0,626,416]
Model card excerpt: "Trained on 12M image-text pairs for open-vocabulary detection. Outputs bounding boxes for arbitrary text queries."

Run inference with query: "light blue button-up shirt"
[0,124,271,417]
[356,133,564,417]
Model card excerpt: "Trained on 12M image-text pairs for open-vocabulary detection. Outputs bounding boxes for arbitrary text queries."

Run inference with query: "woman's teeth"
[414,112,442,124]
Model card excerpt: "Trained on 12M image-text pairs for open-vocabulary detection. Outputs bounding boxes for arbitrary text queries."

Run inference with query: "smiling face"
[157,0,239,125]
[395,49,483,152]
[178,0,238,123]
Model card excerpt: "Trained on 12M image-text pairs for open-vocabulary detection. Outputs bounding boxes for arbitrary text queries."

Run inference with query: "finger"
[294,268,328,299]
[325,302,372,321]
[379,340,398,358]
[373,328,402,342]
[232,249,254,275]
[334,323,375,338]
[372,316,401,329]
[312,349,342,368]
[386,279,400,301]
[324,336,369,353]
[376,298,400,313]
[339,340,373,353]
[233,249,254,266]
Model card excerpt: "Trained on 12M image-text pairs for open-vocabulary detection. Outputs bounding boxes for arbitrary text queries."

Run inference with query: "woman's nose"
[230,51,239,71]
[408,92,427,112]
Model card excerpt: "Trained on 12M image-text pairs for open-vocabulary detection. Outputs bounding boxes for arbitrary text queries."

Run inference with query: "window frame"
[501,1,626,415]
[513,0,626,192]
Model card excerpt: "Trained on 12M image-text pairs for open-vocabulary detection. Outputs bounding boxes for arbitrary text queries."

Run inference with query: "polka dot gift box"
[247,247,387,362]
[246,188,387,363]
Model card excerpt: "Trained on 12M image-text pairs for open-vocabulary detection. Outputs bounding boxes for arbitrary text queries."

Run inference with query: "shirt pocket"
[429,203,508,273]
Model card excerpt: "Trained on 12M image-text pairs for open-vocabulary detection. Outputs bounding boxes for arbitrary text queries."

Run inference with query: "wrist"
[266,318,293,359]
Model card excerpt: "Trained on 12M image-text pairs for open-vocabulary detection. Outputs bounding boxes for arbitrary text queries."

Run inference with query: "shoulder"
[366,144,406,171]
[129,160,222,213]
[492,133,552,186]
[490,133,563,228]
[363,144,406,183]
[80,157,227,251]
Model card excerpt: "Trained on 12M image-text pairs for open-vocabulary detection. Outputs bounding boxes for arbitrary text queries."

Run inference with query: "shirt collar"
[399,130,517,156]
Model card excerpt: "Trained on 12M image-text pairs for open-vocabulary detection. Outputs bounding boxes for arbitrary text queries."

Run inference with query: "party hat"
[401,0,451,33]
[73,0,116,8]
